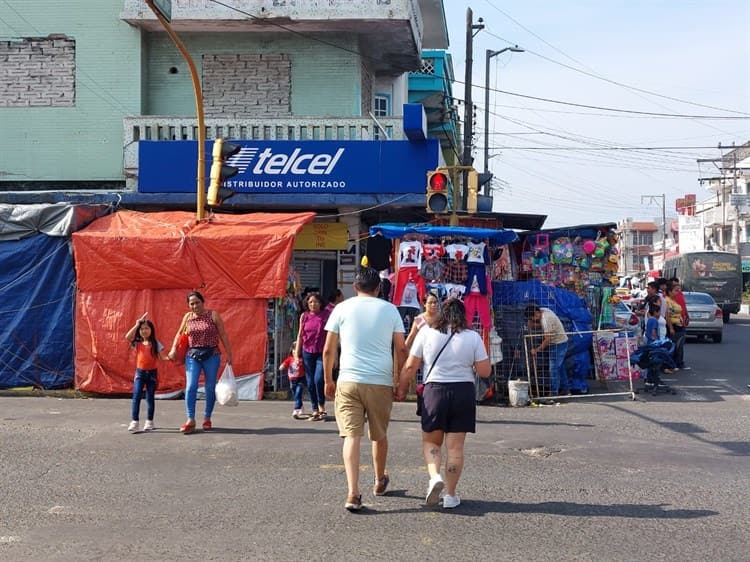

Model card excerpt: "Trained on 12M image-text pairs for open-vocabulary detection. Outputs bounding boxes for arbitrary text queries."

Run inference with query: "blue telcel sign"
[138,139,440,194]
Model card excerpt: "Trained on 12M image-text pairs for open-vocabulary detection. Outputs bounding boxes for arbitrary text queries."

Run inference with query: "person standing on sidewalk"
[665,282,688,371]
[668,278,690,370]
[295,292,330,421]
[397,298,490,509]
[323,267,407,512]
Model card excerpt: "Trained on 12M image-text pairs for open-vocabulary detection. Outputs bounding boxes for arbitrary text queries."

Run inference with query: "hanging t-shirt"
[444,243,469,261]
[366,235,393,271]
[420,260,443,282]
[444,283,467,300]
[398,240,422,269]
[466,241,489,264]
[399,280,421,309]
[422,242,445,262]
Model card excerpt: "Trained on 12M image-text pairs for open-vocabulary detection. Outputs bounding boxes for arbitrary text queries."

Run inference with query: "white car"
[683,291,723,343]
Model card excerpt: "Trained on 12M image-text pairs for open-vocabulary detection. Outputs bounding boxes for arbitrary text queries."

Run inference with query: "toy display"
[514,227,621,296]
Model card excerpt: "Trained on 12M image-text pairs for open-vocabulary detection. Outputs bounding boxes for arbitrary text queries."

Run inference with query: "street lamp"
[483,46,523,194]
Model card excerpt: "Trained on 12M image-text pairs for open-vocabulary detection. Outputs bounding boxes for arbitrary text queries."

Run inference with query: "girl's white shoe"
[127,421,138,432]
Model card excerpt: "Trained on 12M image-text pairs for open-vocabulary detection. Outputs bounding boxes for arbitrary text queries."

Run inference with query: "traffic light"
[467,170,479,214]
[426,169,451,213]
[207,138,241,207]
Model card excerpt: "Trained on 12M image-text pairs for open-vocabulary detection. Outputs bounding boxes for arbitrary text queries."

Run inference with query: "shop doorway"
[293,252,338,302]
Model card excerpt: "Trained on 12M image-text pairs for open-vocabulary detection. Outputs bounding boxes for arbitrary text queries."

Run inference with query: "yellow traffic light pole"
[144,0,207,222]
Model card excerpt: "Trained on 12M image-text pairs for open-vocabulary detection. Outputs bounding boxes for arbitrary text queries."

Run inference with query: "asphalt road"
[1,317,749,561]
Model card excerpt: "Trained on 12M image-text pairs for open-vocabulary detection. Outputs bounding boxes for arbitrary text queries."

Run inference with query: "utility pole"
[461,8,484,210]
[641,194,667,267]
[698,142,745,254]
[730,144,742,258]
[483,45,523,196]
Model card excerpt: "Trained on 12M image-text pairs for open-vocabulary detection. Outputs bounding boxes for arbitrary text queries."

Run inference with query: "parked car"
[683,291,723,343]
[613,300,642,333]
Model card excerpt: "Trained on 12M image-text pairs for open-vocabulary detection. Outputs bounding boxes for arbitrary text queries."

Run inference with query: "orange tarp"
[72,210,315,395]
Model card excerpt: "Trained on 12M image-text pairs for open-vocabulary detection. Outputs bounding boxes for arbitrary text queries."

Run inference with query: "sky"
[443,1,750,228]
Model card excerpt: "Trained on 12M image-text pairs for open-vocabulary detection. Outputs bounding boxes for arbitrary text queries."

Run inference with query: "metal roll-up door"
[293,257,322,293]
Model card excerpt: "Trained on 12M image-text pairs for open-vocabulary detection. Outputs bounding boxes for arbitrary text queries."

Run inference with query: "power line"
[197,1,750,122]
[485,145,728,151]
[459,80,750,119]
[481,28,750,117]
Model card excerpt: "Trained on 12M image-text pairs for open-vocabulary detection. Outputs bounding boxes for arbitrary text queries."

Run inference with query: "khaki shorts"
[334,381,393,441]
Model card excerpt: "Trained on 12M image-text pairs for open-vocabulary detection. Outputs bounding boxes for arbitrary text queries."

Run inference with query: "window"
[373,95,390,117]
[633,232,653,246]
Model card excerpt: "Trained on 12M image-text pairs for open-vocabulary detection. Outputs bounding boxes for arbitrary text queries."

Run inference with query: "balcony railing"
[123,116,403,188]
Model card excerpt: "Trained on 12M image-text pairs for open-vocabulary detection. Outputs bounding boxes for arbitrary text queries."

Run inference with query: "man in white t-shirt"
[524,303,569,396]
[323,267,407,512]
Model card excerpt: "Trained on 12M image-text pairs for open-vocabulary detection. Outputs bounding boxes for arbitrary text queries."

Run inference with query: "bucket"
[508,380,530,407]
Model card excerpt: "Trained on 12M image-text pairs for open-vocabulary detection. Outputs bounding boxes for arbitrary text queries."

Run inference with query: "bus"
[662,251,742,323]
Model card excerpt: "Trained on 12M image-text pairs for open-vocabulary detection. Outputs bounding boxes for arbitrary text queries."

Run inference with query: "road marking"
[677,389,709,401]
[0,536,20,543]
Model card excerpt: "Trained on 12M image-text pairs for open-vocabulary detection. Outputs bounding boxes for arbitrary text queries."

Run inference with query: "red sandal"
[179,421,196,434]
[202,420,212,431]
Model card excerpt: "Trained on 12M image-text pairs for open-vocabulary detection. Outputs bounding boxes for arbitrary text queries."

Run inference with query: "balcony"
[123,115,404,188]
[121,0,440,73]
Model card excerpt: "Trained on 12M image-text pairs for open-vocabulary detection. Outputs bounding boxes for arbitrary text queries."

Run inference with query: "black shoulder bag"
[416,332,454,416]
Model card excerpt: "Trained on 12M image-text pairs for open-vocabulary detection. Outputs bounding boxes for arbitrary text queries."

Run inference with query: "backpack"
[551,237,574,264]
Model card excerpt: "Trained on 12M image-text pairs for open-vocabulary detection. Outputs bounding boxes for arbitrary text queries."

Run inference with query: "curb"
[0,387,93,399]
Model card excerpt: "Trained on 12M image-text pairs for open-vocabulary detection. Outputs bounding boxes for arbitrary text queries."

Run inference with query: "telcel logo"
[251,148,344,175]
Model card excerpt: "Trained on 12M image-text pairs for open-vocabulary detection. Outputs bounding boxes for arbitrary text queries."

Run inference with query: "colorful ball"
[583,240,596,254]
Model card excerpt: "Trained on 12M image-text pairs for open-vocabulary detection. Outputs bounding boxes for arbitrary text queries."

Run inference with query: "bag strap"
[423,332,455,385]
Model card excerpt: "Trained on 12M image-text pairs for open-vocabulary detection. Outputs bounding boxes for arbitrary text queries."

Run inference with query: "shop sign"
[294,222,349,250]
[742,261,750,273]
[138,139,439,194]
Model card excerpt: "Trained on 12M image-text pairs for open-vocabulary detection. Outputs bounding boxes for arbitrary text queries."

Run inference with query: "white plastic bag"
[216,363,239,406]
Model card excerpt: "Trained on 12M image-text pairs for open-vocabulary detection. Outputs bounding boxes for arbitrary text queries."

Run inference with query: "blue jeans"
[548,340,569,394]
[302,351,324,411]
[185,352,221,420]
[290,378,305,410]
[131,368,157,421]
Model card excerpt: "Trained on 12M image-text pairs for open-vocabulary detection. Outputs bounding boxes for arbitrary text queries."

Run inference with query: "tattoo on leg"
[430,447,440,458]
[447,464,457,473]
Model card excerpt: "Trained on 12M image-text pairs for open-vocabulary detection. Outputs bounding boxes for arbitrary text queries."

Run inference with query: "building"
[617,218,659,275]
[1,0,546,386]
[697,142,750,265]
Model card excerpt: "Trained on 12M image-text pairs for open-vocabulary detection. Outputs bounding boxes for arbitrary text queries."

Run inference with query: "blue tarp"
[517,223,617,242]
[493,280,593,392]
[369,223,519,245]
[0,235,75,389]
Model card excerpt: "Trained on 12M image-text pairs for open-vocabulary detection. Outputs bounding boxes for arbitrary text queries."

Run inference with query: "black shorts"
[421,382,476,434]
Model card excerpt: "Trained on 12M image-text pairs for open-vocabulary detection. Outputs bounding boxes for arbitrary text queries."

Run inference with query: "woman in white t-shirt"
[397,299,491,510]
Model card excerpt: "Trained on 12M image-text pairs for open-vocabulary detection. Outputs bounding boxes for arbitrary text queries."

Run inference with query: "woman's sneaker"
[345,495,362,511]
[442,494,461,509]
[127,421,138,432]
[425,475,444,506]
[143,420,155,431]
[292,409,304,419]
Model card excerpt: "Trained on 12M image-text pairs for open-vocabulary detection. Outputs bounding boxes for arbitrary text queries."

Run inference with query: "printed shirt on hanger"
[398,240,423,269]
